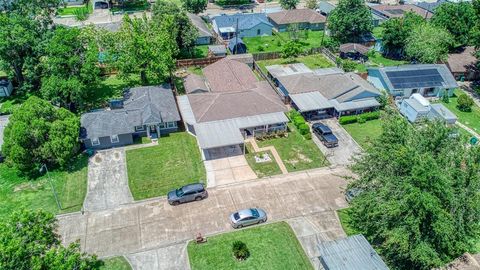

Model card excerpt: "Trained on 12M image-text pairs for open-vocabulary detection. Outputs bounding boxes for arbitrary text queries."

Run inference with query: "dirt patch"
[94,155,102,163]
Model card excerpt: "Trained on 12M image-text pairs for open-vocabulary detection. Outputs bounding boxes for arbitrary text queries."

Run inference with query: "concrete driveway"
[58,167,349,259]
[311,119,362,166]
[83,149,133,211]
[205,155,257,187]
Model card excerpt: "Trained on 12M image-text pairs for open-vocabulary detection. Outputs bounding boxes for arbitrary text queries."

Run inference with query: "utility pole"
[40,164,62,210]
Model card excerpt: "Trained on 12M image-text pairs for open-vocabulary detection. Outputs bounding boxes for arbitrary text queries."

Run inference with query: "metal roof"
[403,98,430,113]
[177,95,196,125]
[318,235,389,270]
[290,92,333,112]
[330,98,380,112]
[266,63,313,78]
[0,115,10,152]
[429,104,457,121]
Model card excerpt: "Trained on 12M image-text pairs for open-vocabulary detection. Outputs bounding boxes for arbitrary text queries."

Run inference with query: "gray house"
[267,9,326,32]
[81,85,181,149]
[212,13,273,40]
[187,13,214,45]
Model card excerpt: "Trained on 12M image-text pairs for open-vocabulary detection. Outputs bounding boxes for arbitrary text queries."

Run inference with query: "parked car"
[345,188,363,203]
[167,183,208,205]
[312,123,339,148]
[230,208,267,229]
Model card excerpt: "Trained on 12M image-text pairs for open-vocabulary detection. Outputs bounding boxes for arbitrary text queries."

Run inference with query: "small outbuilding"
[339,43,370,61]
[228,38,247,54]
[399,93,457,124]
[0,79,13,97]
[208,45,227,57]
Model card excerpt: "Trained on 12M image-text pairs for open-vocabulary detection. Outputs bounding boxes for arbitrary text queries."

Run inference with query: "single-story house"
[267,9,326,32]
[446,46,479,81]
[212,13,273,40]
[318,1,336,16]
[81,85,181,149]
[415,0,448,13]
[228,37,247,54]
[367,64,458,98]
[339,43,370,61]
[0,79,13,97]
[187,13,214,45]
[0,115,10,156]
[208,45,227,57]
[399,93,457,124]
[318,235,389,270]
[369,4,433,20]
[178,56,288,160]
[271,64,381,119]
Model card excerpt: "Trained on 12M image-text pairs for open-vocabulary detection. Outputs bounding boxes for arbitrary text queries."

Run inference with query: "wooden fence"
[176,56,225,68]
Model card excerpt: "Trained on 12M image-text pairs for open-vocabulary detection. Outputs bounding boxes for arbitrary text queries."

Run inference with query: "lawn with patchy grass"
[85,75,141,111]
[256,54,334,74]
[342,119,382,148]
[126,132,206,200]
[442,89,480,134]
[179,45,210,59]
[0,154,88,219]
[244,144,282,178]
[337,208,360,236]
[188,222,313,270]
[100,256,132,270]
[369,52,407,67]
[244,31,328,53]
[257,124,328,172]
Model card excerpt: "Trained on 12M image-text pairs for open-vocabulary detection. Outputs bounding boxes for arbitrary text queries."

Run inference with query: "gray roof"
[290,92,332,112]
[81,85,180,139]
[266,63,313,78]
[318,235,389,270]
[208,45,226,54]
[184,74,209,94]
[318,1,336,14]
[429,103,457,122]
[403,98,430,113]
[213,13,273,32]
[0,115,10,152]
[187,13,214,38]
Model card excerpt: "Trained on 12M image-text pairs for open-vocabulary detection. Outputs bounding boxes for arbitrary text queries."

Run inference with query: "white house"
[399,94,457,124]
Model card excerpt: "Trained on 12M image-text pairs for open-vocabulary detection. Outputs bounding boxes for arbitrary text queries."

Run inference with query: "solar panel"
[385,69,444,89]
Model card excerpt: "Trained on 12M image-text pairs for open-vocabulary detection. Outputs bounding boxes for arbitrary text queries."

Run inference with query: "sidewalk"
[246,138,288,174]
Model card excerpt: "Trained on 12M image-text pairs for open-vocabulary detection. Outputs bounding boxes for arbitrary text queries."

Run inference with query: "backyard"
[179,45,210,59]
[244,144,282,178]
[354,52,407,73]
[342,119,382,148]
[257,124,328,172]
[442,89,480,134]
[126,132,206,200]
[0,154,88,219]
[243,30,328,54]
[256,54,334,75]
[187,222,312,270]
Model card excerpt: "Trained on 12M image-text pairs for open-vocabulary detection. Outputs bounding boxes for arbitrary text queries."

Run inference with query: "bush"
[357,116,366,124]
[288,109,301,120]
[303,132,312,140]
[232,241,250,261]
[298,123,310,135]
[363,111,381,121]
[293,116,306,127]
[257,45,264,52]
[457,92,474,112]
[339,115,358,125]
[442,93,450,104]
[341,59,358,72]
[339,111,380,125]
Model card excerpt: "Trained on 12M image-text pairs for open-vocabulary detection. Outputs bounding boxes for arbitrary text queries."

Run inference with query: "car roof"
[181,183,204,193]
[313,123,331,133]
[237,208,255,219]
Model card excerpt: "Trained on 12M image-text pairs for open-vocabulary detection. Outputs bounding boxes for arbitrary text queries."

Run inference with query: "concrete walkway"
[456,122,480,138]
[246,138,288,174]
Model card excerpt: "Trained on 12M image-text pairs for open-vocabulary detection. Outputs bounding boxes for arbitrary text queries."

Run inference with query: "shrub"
[232,241,250,261]
[257,45,264,52]
[457,92,474,112]
[303,132,312,140]
[339,115,358,125]
[341,59,358,72]
[357,116,367,124]
[441,93,450,104]
[288,109,301,120]
[339,111,380,125]
[298,123,310,135]
[293,116,306,127]
[363,111,380,121]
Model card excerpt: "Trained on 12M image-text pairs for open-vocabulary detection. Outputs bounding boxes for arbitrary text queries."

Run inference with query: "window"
[135,125,145,132]
[257,29,261,35]
[110,135,119,143]
[91,138,100,146]
[159,122,166,129]
[167,122,176,128]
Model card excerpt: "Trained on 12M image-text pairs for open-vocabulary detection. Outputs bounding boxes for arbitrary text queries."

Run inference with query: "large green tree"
[1,96,80,174]
[431,2,476,48]
[328,0,372,43]
[40,26,100,111]
[279,0,300,9]
[348,112,480,270]
[381,12,424,58]
[0,210,101,270]
[182,0,208,14]
[405,22,453,63]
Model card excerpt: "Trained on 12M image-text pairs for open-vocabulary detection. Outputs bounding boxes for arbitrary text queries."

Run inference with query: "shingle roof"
[187,13,213,38]
[318,1,336,14]
[268,9,326,25]
[370,4,433,19]
[339,43,370,55]
[184,74,209,94]
[202,57,257,93]
[447,46,478,73]
[213,13,272,31]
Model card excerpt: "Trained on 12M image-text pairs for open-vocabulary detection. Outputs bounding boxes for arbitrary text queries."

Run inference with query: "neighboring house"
[63,0,84,6]
[0,79,13,97]
[415,0,448,13]
[0,115,9,156]
[187,13,214,45]
[367,64,458,98]
[339,43,370,61]
[369,4,433,20]
[267,9,326,32]
[81,85,181,149]
[208,45,227,57]
[212,13,273,40]
[269,63,381,119]
[318,1,336,16]
[318,235,389,270]
[177,55,288,160]
[446,46,479,81]
[228,38,247,54]
[399,93,457,124]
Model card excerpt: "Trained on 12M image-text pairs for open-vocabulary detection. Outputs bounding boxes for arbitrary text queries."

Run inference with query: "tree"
[0,210,101,270]
[348,112,480,270]
[457,92,474,112]
[182,0,207,14]
[431,2,476,48]
[1,96,80,174]
[279,0,299,10]
[381,12,424,58]
[115,14,177,85]
[405,23,453,63]
[328,0,372,43]
[281,41,303,59]
[305,0,318,9]
[40,26,100,111]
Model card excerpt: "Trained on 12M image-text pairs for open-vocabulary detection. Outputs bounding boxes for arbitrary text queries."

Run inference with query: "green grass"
[57,5,89,16]
[0,94,28,115]
[368,52,407,67]
[0,155,88,219]
[85,75,141,111]
[442,89,480,134]
[257,124,328,172]
[187,66,203,76]
[244,144,282,178]
[187,222,313,270]
[342,119,382,148]
[372,26,384,39]
[100,256,132,270]
[126,132,206,200]
[256,54,334,74]
[243,30,329,54]
[337,208,360,236]
[179,45,210,59]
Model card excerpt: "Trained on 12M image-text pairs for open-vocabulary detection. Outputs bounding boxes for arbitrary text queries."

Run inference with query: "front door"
[149,125,158,138]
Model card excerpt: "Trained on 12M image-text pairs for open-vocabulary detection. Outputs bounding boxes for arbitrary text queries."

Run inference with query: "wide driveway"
[83,149,133,211]
[312,119,362,165]
[58,167,350,258]
[205,155,257,187]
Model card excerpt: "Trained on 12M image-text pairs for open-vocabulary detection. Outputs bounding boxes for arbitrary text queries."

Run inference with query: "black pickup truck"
[312,123,339,148]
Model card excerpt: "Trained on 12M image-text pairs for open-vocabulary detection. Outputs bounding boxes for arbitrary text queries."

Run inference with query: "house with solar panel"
[212,13,273,40]
[367,64,458,98]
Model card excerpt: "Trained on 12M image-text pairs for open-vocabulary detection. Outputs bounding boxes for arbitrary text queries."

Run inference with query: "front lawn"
[244,144,282,178]
[257,124,328,172]
[126,132,206,200]
[187,222,312,270]
[342,119,382,148]
[0,154,88,219]
[256,54,334,74]
[100,256,132,270]
[243,31,329,54]
[57,4,92,16]
[442,89,480,134]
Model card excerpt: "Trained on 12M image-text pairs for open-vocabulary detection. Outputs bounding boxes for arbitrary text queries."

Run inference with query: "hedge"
[298,123,310,135]
[339,111,380,125]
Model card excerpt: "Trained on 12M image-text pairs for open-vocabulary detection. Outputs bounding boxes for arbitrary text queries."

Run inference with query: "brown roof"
[447,46,478,73]
[202,58,257,93]
[184,74,209,94]
[370,4,433,19]
[268,9,326,25]
[339,43,370,55]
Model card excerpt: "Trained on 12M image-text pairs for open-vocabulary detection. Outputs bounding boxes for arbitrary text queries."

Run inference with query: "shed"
[0,79,13,97]
[228,38,247,54]
[208,45,227,57]
[339,43,370,61]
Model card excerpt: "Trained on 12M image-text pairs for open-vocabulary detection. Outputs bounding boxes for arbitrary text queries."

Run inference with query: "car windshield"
[250,208,259,218]
[175,188,184,197]
[233,212,240,220]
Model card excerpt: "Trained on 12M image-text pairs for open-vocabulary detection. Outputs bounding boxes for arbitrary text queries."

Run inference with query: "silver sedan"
[230,208,267,229]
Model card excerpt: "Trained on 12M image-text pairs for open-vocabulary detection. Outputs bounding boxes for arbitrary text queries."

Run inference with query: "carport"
[290,92,335,120]
[194,120,246,160]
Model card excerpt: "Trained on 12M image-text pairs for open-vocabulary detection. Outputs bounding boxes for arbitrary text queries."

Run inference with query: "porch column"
[156,125,161,139]
[147,126,151,138]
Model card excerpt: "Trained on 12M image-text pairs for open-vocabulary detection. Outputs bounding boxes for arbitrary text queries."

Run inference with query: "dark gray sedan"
[167,183,208,205]
[230,208,267,229]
